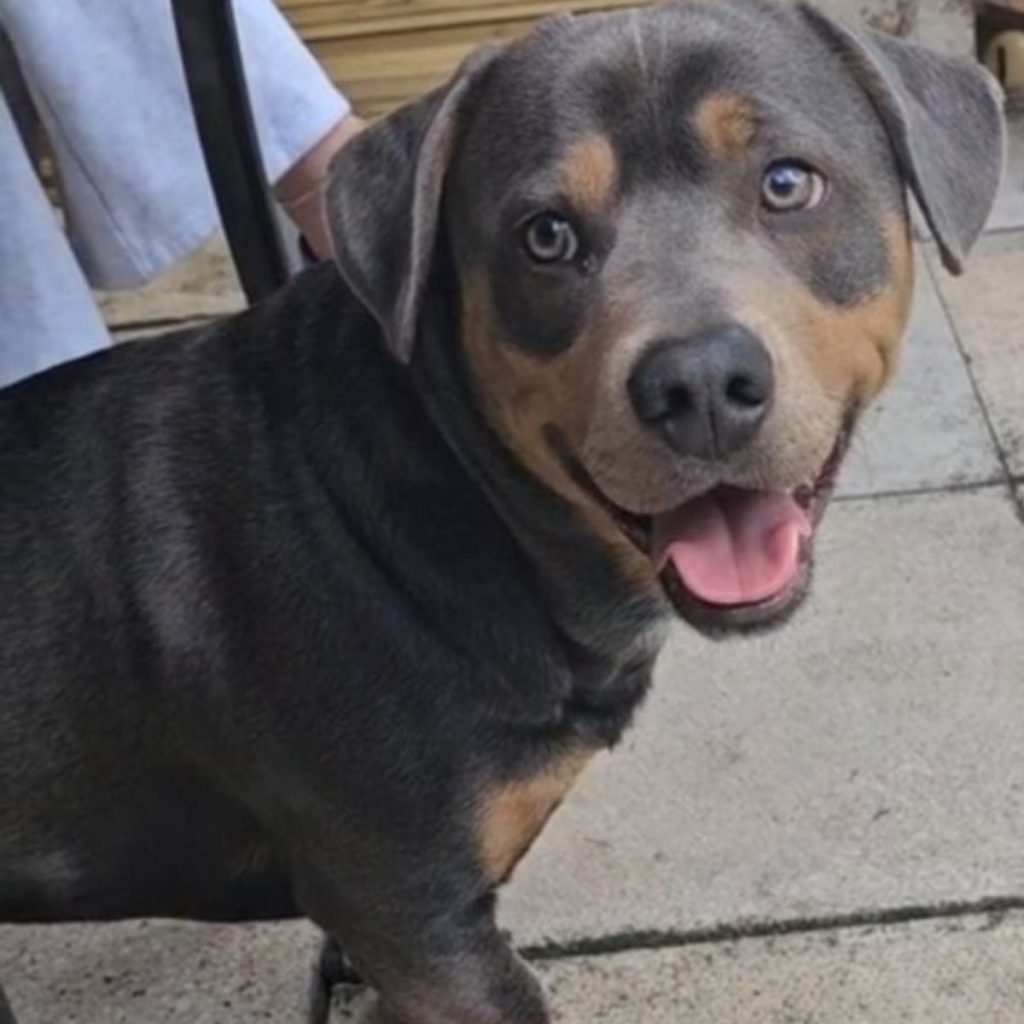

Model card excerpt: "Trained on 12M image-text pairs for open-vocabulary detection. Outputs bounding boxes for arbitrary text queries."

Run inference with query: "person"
[0,0,364,387]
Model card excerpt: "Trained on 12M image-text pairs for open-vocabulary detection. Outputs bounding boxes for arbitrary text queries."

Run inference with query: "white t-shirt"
[1,0,349,288]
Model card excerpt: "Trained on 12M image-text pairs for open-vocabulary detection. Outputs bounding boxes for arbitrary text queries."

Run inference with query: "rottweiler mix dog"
[0,1,1005,1021]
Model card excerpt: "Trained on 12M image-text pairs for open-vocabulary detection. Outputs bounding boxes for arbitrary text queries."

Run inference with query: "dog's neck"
[290,265,664,732]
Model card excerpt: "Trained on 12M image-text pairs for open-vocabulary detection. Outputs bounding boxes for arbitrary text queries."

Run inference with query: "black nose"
[628,324,774,460]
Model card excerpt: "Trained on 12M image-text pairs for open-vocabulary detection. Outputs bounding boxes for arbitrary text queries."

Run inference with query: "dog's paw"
[330,981,377,1022]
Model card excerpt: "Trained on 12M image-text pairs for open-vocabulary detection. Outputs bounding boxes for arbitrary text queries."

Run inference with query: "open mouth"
[555,421,852,632]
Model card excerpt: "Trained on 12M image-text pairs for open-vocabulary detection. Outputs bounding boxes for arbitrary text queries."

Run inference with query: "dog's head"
[326,0,1004,634]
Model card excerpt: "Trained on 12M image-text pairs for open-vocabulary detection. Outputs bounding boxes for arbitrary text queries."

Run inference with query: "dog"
[0,2,1004,1022]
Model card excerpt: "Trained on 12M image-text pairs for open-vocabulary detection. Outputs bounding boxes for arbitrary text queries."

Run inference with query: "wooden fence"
[279,0,647,115]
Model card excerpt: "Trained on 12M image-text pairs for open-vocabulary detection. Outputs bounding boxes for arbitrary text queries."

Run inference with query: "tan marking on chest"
[477,749,594,886]
[693,93,758,160]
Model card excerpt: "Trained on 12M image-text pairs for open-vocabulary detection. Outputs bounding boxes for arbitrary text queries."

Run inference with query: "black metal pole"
[171,0,290,304]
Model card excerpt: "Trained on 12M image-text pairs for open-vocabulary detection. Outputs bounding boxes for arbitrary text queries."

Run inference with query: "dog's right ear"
[800,5,1005,274]
[325,49,501,363]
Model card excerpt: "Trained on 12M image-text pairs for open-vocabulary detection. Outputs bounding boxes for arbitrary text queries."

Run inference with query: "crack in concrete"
[518,894,1024,961]
[925,255,1024,524]
[835,477,1006,505]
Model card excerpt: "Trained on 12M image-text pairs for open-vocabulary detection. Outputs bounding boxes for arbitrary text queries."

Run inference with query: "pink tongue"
[654,488,811,607]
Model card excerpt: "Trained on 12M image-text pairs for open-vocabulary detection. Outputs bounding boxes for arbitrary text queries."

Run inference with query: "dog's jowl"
[0,2,1004,1022]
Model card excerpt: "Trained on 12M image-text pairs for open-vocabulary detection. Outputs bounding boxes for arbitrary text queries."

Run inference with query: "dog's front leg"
[296,866,548,1024]
[369,916,546,1024]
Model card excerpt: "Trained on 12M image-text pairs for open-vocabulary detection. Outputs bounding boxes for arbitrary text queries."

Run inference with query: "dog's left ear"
[325,48,501,363]
[801,5,1006,274]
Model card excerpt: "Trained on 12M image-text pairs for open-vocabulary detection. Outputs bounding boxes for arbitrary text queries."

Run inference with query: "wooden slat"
[279,1,655,116]
[311,18,530,115]
[280,0,643,40]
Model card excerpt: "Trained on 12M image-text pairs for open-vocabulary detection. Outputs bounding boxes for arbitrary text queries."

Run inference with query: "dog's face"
[329,0,1004,633]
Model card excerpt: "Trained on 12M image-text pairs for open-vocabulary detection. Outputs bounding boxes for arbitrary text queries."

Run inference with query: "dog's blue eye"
[761,161,825,212]
[523,213,579,264]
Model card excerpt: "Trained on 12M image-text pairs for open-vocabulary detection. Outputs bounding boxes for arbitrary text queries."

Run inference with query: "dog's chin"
[555,421,853,636]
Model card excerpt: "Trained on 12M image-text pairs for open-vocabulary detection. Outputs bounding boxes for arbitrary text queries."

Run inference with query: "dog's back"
[1,266,364,922]
[0,260,574,926]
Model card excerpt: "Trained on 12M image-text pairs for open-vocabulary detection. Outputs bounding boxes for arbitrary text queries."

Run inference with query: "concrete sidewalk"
[3,114,1024,1024]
